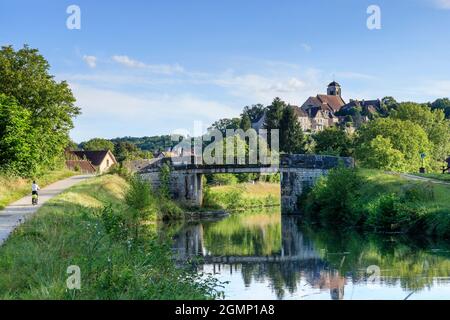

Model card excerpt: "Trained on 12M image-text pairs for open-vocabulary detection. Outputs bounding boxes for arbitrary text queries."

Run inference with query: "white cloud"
[82,55,97,68]
[211,68,323,105]
[433,0,450,9]
[301,43,312,52]
[112,55,184,74]
[69,82,238,141]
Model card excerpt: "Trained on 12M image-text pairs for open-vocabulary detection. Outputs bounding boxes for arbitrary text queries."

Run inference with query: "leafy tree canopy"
[242,104,267,123]
[0,45,80,174]
[313,127,353,157]
[80,138,115,152]
[390,102,450,163]
[355,118,432,172]
[209,118,241,132]
[0,94,36,175]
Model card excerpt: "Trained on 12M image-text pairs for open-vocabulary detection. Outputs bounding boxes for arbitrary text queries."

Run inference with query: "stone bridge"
[138,154,354,214]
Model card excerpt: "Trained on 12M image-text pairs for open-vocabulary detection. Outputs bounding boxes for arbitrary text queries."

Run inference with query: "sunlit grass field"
[359,169,450,213]
[0,169,76,209]
[205,182,280,210]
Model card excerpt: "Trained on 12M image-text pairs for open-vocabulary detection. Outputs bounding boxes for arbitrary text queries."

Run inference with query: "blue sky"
[1,0,450,142]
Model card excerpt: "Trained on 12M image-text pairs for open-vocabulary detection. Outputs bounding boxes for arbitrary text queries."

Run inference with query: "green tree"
[381,96,399,114]
[390,102,450,168]
[209,118,241,132]
[356,135,406,171]
[313,127,353,157]
[355,118,431,172]
[242,104,267,122]
[114,141,153,162]
[240,113,252,131]
[264,97,286,130]
[0,94,36,175]
[66,140,79,151]
[0,45,80,172]
[81,138,115,152]
[279,105,306,154]
[431,98,450,119]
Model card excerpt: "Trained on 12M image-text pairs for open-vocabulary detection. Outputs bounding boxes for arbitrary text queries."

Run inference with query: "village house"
[249,82,381,134]
[66,150,117,174]
[300,81,346,132]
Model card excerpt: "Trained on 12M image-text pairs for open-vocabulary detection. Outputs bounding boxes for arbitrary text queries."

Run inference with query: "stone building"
[249,81,380,133]
[298,82,346,132]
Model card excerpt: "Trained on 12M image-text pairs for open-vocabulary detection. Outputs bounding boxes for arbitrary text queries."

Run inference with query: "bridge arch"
[138,154,354,214]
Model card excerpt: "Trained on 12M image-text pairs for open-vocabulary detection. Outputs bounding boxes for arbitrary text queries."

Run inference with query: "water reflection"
[160,210,450,300]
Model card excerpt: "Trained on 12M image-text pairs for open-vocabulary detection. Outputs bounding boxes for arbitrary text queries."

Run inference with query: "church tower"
[327,81,341,96]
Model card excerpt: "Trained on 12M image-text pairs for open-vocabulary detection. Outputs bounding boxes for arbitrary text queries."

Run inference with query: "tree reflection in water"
[160,210,450,300]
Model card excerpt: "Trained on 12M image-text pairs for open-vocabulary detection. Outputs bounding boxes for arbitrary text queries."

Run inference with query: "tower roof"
[328,81,341,87]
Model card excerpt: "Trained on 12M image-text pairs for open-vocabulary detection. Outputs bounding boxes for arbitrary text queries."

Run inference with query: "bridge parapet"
[138,154,354,214]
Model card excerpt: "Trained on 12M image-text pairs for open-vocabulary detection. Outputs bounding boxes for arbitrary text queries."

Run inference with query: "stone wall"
[279,154,354,213]
[280,168,327,214]
[139,154,354,214]
[140,170,203,207]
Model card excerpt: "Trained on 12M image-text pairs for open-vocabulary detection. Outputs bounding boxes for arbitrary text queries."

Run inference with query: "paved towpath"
[0,175,93,246]
[399,173,450,186]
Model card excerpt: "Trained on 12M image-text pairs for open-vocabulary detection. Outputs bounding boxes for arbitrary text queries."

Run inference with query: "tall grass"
[203,182,280,210]
[0,175,221,299]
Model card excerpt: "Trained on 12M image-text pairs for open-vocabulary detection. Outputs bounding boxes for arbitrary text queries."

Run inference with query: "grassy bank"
[0,169,76,209]
[0,175,220,299]
[302,167,450,238]
[203,182,280,210]
[410,173,450,183]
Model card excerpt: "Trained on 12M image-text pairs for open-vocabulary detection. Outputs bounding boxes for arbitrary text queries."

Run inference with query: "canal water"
[161,209,450,300]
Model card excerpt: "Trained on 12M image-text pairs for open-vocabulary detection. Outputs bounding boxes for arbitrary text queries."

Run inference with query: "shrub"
[101,204,128,241]
[304,166,365,227]
[125,175,155,240]
[202,185,222,209]
[158,200,184,221]
[108,163,132,180]
[365,194,427,233]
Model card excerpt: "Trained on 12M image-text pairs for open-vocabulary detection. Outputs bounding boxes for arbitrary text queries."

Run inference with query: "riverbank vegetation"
[203,181,280,210]
[0,174,221,299]
[301,167,450,238]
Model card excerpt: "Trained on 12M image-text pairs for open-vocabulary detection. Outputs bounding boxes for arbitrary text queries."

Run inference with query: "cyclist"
[32,181,40,205]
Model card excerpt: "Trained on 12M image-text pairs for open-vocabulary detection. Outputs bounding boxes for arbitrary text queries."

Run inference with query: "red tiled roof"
[66,160,97,173]
[317,94,346,112]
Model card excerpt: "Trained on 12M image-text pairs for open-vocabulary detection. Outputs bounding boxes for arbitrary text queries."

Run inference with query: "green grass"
[359,169,450,214]
[203,182,280,210]
[0,175,220,300]
[0,169,76,209]
[410,172,450,183]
